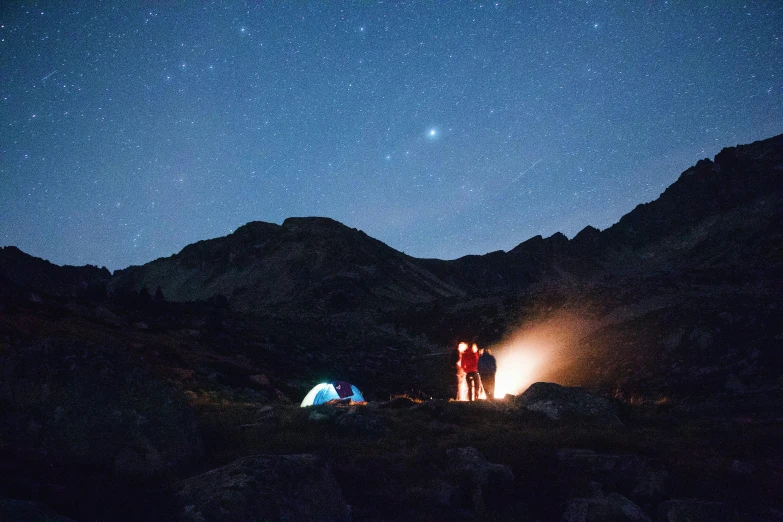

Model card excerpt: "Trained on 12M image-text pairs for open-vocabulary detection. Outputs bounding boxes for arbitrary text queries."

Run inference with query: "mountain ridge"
[0,133,781,406]
[0,135,783,290]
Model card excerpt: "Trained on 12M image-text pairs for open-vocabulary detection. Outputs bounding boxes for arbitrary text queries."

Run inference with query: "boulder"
[308,411,331,423]
[382,396,418,409]
[561,492,651,522]
[0,341,203,477]
[412,398,462,421]
[175,454,351,522]
[249,373,271,387]
[556,449,668,503]
[0,497,75,522]
[95,306,125,326]
[518,382,624,427]
[333,409,388,435]
[656,499,758,522]
[444,446,515,514]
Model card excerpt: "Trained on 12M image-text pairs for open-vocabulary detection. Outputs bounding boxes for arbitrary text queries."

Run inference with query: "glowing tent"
[300,381,365,407]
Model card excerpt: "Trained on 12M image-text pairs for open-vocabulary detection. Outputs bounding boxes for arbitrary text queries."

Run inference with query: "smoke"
[491,309,594,397]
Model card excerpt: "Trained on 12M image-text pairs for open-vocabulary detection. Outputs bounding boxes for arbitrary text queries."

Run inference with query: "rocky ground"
[0,294,781,521]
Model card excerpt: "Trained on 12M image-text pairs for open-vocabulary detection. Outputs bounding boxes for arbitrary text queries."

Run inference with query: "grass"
[185,396,783,521]
[3,304,781,520]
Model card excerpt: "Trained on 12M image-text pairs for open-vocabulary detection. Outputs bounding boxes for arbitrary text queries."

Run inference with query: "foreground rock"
[557,449,668,504]
[444,446,515,514]
[656,499,764,522]
[561,491,651,522]
[518,382,624,428]
[176,454,351,522]
[0,497,75,522]
[0,341,203,477]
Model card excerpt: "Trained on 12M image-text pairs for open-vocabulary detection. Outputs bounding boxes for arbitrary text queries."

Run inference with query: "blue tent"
[300,381,365,407]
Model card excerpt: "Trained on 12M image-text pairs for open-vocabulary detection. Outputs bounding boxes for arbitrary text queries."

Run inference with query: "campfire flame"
[493,344,548,398]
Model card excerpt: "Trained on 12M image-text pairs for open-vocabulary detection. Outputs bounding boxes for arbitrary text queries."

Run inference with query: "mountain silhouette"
[1,134,781,401]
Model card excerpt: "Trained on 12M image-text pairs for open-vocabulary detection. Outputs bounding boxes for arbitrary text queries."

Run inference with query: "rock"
[172,368,195,381]
[518,382,624,428]
[556,449,668,503]
[724,373,747,394]
[308,411,330,423]
[412,398,462,421]
[175,454,351,522]
[333,410,388,435]
[561,492,651,522]
[428,419,458,434]
[249,374,271,387]
[0,497,75,522]
[113,436,164,476]
[0,341,203,478]
[729,459,755,475]
[656,499,765,522]
[95,306,124,327]
[382,396,418,408]
[444,446,515,514]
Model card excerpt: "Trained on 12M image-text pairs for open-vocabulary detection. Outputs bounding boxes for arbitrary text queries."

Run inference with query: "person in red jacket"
[450,342,468,400]
[461,343,481,401]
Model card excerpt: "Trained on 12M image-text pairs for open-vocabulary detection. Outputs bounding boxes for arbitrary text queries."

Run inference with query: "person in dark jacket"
[478,347,497,400]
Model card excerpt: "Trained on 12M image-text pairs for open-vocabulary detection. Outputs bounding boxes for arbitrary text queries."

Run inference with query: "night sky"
[2,2,782,271]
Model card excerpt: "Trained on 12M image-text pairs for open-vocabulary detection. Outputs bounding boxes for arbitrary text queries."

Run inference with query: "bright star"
[427,128,438,139]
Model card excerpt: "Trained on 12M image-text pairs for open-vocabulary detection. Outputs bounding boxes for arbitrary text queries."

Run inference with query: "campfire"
[454,311,585,400]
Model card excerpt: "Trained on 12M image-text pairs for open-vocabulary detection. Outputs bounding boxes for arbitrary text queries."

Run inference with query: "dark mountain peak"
[508,232,568,256]
[282,216,350,232]
[715,133,783,166]
[43,133,783,315]
[548,231,569,244]
[109,212,468,311]
[0,246,111,297]
[232,220,282,238]
[279,216,375,245]
[0,246,110,277]
[519,234,544,246]
[604,133,783,248]
[571,226,605,255]
[573,225,601,242]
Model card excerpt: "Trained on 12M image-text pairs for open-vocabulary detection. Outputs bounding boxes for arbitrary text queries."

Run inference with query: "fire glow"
[493,346,548,398]
[489,311,590,397]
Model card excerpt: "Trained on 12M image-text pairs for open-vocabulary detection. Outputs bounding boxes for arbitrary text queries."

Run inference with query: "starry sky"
[2,2,782,271]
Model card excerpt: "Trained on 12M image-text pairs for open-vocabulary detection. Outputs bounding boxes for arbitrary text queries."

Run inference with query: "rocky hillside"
[2,134,782,402]
[112,135,783,306]
[111,217,468,314]
[0,246,110,300]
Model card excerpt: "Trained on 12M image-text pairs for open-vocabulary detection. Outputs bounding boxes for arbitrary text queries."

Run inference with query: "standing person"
[478,347,497,400]
[450,342,468,400]
[462,343,481,401]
